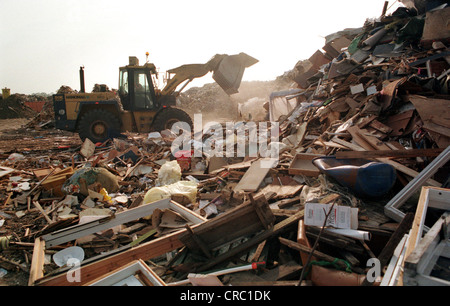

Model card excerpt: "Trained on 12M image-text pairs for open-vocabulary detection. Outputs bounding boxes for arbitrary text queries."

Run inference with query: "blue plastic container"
[312,156,397,198]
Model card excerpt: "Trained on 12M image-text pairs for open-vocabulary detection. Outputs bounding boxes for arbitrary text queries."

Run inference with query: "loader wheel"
[78,109,121,143]
[153,108,193,132]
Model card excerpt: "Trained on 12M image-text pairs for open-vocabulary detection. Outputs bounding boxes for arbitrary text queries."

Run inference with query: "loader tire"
[78,109,121,144]
[152,108,193,132]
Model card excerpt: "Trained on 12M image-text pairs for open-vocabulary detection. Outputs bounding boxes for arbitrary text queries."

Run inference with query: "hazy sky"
[0,0,403,95]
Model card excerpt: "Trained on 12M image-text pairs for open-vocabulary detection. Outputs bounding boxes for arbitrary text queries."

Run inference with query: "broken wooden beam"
[335,148,444,159]
[32,200,53,224]
[28,237,45,286]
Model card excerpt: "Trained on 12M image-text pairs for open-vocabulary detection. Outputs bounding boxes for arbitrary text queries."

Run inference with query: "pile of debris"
[0,94,37,120]
[0,2,449,288]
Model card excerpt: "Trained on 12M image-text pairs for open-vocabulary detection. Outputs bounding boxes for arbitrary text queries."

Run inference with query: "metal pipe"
[79,66,85,93]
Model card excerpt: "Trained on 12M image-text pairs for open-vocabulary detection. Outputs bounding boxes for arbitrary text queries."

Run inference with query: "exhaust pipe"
[79,66,85,93]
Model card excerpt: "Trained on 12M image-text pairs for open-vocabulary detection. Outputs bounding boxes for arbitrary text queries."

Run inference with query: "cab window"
[134,71,153,109]
[119,70,128,95]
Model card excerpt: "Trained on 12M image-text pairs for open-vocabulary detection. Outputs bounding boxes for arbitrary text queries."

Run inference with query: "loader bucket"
[212,53,258,95]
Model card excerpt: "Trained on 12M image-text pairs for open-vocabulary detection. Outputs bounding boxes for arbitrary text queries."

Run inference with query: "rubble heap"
[0,2,449,288]
[0,94,37,120]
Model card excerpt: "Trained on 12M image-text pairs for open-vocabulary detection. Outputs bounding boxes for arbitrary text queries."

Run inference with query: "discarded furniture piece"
[384,146,450,223]
[312,156,396,197]
[403,212,450,286]
[178,194,275,258]
[381,186,450,286]
[86,259,166,286]
[41,198,206,248]
[288,153,322,177]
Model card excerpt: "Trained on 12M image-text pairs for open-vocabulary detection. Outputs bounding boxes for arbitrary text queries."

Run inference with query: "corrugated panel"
[25,101,45,113]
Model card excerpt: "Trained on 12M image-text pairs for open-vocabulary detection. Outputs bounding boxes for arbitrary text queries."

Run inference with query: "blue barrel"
[312,156,397,198]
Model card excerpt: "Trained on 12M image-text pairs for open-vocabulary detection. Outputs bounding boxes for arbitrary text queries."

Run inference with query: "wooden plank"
[347,126,374,150]
[405,186,450,260]
[348,125,391,150]
[234,158,276,192]
[357,115,377,129]
[297,219,314,266]
[28,237,45,286]
[331,137,365,151]
[358,131,391,150]
[335,148,444,159]
[404,187,431,263]
[249,240,267,262]
[369,119,393,134]
[184,224,212,258]
[379,158,441,186]
[33,201,53,224]
[256,183,303,201]
[288,153,322,176]
[313,140,348,150]
[404,213,450,286]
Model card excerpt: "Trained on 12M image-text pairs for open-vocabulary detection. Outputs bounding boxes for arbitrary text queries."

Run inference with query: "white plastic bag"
[144,180,198,205]
[157,160,181,185]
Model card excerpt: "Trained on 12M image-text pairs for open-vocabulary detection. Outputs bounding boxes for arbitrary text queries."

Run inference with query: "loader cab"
[118,59,159,111]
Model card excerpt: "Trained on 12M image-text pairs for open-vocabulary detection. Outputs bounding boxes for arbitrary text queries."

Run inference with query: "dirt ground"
[0,119,82,155]
[0,118,31,133]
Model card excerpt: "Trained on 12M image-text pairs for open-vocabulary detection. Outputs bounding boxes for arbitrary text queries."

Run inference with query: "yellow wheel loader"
[53,53,258,143]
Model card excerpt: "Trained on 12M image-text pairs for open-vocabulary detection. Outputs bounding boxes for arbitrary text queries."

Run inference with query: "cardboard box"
[304,203,358,229]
